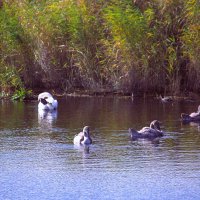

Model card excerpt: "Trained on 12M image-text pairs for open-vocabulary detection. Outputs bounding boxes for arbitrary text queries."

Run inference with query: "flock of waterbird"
[38,92,200,146]
[159,95,200,122]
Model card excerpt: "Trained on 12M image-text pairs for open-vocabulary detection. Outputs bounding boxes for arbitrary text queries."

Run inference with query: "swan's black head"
[40,98,48,105]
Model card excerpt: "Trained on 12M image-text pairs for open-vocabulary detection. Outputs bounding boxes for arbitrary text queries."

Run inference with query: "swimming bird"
[38,92,58,111]
[73,126,92,145]
[159,95,173,103]
[129,120,164,140]
[181,105,200,122]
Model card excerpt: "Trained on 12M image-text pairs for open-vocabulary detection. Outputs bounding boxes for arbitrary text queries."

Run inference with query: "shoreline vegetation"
[0,0,200,101]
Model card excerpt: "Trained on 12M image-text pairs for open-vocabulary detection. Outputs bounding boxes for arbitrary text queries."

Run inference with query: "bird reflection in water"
[74,144,91,160]
[131,137,161,147]
[38,109,57,131]
[182,121,200,132]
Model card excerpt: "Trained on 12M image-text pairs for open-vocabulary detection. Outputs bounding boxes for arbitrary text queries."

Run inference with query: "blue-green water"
[0,97,200,200]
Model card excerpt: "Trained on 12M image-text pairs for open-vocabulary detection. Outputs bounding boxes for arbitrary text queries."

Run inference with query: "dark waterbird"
[181,105,200,122]
[129,120,164,140]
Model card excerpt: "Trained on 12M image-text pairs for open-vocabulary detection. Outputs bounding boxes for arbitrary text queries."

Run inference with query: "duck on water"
[159,95,173,103]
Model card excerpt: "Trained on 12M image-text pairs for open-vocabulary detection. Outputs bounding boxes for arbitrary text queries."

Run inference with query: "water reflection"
[38,109,57,122]
[1,97,200,200]
[181,121,200,132]
[74,144,91,158]
[38,109,57,131]
[189,122,200,130]
[131,137,161,147]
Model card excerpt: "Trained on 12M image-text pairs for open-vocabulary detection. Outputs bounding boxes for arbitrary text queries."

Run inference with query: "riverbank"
[18,88,199,104]
[1,1,200,99]
[1,85,199,103]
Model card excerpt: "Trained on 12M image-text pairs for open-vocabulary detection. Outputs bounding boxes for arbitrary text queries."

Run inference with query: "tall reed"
[0,0,200,97]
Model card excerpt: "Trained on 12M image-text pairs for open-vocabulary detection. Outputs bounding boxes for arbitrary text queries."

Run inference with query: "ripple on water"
[0,98,200,200]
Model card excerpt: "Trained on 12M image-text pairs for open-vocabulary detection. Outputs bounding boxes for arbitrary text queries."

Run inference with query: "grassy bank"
[0,0,200,100]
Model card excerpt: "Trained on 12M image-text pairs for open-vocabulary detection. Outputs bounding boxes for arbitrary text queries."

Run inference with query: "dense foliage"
[0,0,200,97]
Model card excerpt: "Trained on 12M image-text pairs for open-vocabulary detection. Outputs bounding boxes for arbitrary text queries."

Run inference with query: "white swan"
[73,126,92,145]
[38,92,58,111]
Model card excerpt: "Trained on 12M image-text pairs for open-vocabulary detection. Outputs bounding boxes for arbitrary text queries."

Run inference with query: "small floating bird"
[181,105,200,122]
[73,126,92,145]
[159,95,173,103]
[38,92,58,111]
[129,120,164,140]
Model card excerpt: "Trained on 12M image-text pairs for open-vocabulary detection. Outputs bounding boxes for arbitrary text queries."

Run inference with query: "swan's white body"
[38,92,58,111]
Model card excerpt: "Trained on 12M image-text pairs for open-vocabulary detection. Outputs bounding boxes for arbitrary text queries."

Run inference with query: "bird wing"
[190,112,200,118]
[77,132,84,142]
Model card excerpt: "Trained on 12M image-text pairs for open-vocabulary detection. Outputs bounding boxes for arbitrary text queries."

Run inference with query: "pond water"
[0,96,200,200]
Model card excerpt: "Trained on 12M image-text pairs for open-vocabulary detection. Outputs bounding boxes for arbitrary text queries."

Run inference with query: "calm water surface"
[0,97,200,200]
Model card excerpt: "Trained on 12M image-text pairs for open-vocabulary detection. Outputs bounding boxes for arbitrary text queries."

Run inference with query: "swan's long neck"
[83,136,90,144]
[83,131,91,144]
